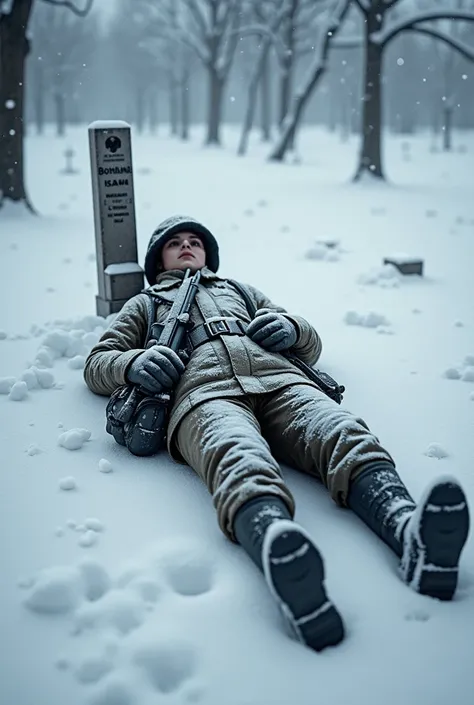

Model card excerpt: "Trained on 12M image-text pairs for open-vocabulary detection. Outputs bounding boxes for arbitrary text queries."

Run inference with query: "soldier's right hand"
[127,345,186,394]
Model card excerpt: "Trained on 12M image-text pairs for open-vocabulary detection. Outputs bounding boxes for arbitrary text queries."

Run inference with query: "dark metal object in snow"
[383,257,424,276]
[88,120,144,317]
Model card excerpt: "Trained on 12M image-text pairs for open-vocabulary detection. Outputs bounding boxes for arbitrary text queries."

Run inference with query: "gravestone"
[61,147,78,174]
[88,120,144,317]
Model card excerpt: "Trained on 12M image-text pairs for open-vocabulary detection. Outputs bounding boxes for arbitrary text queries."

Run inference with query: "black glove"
[127,345,185,394]
[246,309,298,352]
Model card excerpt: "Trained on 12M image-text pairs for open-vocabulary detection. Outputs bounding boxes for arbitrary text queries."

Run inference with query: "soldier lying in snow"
[84,215,470,652]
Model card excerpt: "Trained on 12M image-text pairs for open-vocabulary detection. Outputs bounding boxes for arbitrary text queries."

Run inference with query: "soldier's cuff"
[119,349,146,385]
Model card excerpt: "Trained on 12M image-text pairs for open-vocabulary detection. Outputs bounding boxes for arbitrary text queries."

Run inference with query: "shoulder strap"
[227,280,256,319]
[142,292,159,343]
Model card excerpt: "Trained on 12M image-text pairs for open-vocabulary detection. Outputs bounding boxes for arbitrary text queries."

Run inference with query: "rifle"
[106,268,201,456]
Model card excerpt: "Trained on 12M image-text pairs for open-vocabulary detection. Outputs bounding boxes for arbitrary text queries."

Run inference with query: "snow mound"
[79,530,99,548]
[59,476,78,491]
[304,241,341,262]
[23,566,82,614]
[443,355,474,383]
[344,310,391,329]
[424,443,449,459]
[98,458,113,473]
[9,381,28,401]
[68,355,86,370]
[358,263,401,288]
[26,443,43,456]
[58,428,91,450]
[0,376,16,394]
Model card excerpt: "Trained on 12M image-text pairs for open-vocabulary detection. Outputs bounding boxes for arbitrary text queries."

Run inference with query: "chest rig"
[143,280,345,405]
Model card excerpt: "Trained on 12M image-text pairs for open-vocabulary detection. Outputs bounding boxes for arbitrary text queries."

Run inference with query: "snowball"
[59,476,77,491]
[67,355,85,370]
[34,348,54,368]
[0,376,16,394]
[98,458,113,474]
[424,443,449,459]
[26,443,43,456]
[66,519,77,529]
[23,566,81,614]
[443,367,461,380]
[461,367,474,382]
[78,559,111,601]
[55,527,65,537]
[79,530,98,548]
[85,518,105,532]
[21,369,40,390]
[9,381,28,401]
[31,367,55,388]
[58,428,91,450]
[363,312,389,328]
[464,355,474,367]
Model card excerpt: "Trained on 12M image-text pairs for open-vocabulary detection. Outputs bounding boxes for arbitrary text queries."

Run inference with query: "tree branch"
[41,0,93,17]
[406,24,474,63]
[373,8,474,46]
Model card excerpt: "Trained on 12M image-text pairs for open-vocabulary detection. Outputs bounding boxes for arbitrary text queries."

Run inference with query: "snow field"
[0,125,474,705]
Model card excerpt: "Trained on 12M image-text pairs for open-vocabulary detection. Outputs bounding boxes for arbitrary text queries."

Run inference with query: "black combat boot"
[233,495,345,652]
[347,462,470,601]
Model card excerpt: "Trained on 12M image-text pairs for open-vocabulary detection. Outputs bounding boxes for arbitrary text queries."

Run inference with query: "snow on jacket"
[83,266,323,463]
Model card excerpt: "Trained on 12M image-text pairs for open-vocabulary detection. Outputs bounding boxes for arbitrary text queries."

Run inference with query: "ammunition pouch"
[106,384,170,456]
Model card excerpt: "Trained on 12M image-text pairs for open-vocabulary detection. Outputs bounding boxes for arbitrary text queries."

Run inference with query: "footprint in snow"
[133,641,196,694]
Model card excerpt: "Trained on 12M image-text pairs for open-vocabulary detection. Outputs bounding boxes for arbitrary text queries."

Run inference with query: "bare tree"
[353,0,474,181]
[268,0,355,161]
[140,0,244,145]
[237,0,290,155]
[0,0,93,211]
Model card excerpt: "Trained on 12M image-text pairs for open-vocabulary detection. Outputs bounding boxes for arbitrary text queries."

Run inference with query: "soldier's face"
[161,231,207,273]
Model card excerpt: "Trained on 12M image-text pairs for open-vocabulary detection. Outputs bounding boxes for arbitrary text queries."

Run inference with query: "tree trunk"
[54,92,66,137]
[353,11,384,181]
[238,42,271,156]
[268,0,351,162]
[169,73,178,136]
[0,1,35,210]
[34,64,45,135]
[260,48,271,142]
[149,91,158,134]
[442,106,453,151]
[206,69,225,146]
[180,76,190,141]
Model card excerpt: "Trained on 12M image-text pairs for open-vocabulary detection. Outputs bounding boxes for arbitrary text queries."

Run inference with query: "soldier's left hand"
[246,309,297,352]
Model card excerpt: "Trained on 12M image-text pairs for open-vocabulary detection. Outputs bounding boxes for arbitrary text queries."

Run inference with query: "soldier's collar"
[150,266,221,291]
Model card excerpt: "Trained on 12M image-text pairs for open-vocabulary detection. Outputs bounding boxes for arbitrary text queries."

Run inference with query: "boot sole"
[262,520,345,651]
[417,480,470,600]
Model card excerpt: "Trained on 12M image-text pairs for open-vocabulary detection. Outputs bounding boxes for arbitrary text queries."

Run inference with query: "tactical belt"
[188,317,247,350]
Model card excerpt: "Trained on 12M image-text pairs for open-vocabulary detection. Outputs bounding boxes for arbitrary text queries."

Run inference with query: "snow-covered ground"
[1,124,474,705]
